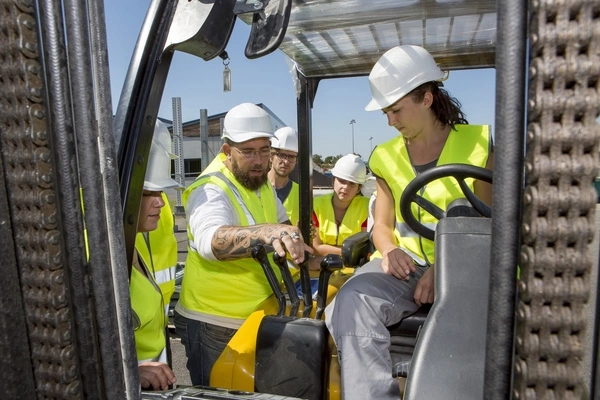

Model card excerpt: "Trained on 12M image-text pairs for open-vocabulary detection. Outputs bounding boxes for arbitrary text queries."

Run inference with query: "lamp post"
[369,136,373,154]
[350,119,356,154]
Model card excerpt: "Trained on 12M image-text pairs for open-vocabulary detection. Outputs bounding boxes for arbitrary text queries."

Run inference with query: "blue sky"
[104,1,496,160]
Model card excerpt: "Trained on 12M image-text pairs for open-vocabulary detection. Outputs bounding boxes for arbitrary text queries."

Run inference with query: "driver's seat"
[401,215,492,399]
[341,199,492,399]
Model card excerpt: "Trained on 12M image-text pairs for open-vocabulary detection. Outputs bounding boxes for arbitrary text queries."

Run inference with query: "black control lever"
[252,244,286,316]
[298,251,313,318]
[273,252,301,317]
[316,254,343,319]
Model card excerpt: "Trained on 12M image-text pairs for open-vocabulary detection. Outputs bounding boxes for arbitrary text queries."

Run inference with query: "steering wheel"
[399,163,493,241]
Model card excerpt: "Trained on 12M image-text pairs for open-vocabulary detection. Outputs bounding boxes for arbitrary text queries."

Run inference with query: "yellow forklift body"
[210,269,354,394]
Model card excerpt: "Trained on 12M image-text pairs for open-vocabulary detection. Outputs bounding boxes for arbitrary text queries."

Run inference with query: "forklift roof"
[243,0,497,78]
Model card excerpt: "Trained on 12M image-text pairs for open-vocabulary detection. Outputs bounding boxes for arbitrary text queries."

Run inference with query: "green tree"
[323,154,343,167]
[312,154,323,166]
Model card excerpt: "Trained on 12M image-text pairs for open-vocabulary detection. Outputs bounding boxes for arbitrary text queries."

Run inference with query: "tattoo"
[212,224,281,260]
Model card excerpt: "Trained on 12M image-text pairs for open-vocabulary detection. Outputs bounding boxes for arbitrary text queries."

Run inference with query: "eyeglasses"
[232,146,271,159]
[274,152,297,162]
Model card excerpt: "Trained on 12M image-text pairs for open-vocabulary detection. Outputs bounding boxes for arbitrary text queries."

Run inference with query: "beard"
[232,158,268,191]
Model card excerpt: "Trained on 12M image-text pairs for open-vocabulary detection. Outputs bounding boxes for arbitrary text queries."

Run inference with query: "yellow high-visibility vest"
[136,193,178,309]
[178,154,280,325]
[282,181,299,226]
[313,193,369,246]
[368,124,491,265]
[130,265,166,363]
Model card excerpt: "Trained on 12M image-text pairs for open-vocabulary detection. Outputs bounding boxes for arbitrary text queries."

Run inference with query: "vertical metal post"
[350,119,356,154]
[172,97,185,212]
[220,117,225,156]
[200,109,209,171]
[297,74,315,243]
[483,0,527,398]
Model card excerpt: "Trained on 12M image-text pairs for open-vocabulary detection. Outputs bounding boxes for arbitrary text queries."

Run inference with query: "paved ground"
[169,211,193,387]
[169,333,192,387]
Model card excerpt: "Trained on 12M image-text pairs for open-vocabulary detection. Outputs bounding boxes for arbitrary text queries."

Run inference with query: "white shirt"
[186,182,288,261]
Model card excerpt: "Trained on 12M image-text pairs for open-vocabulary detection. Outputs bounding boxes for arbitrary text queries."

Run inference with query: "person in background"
[312,154,369,256]
[135,119,180,315]
[131,121,181,391]
[361,175,378,233]
[174,103,312,386]
[325,45,493,399]
[268,127,300,226]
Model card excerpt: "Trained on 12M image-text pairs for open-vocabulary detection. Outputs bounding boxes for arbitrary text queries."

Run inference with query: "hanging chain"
[516,1,600,398]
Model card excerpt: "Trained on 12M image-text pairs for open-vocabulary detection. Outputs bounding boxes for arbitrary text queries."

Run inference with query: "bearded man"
[174,103,312,386]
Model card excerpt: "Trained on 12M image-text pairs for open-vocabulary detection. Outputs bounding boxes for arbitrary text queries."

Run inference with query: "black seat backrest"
[341,231,372,268]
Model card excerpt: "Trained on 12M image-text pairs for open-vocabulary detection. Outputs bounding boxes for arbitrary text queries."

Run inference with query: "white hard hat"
[365,45,445,111]
[331,154,367,184]
[154,119,177,159]
[144,120,182,191]
[222,103,274,143]
[271,127,298,153]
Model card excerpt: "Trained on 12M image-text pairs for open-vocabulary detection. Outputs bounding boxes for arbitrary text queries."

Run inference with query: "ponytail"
[408,82,468,129]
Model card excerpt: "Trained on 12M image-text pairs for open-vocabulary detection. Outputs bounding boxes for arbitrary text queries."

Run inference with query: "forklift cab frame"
[0,0,599,399]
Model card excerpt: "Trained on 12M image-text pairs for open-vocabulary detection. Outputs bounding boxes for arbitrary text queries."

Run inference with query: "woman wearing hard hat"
[135,120,180,317]
[311,154,369,257]
[325,45,493,399]
[131,121,181,391]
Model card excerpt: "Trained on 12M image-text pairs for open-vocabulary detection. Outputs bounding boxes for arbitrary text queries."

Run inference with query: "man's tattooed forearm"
[212,225,279,260]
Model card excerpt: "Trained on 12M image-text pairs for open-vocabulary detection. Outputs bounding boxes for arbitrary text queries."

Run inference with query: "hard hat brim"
[222,131,273,143]
[143,177,182,191]
[365,97,387,112]
[331,168,366,184]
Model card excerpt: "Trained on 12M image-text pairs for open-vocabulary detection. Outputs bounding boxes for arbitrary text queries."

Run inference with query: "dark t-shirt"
[275,179,294,204]
[413,158,438,175]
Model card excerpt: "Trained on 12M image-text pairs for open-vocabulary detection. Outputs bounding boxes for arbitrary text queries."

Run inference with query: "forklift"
[1,0,598,399]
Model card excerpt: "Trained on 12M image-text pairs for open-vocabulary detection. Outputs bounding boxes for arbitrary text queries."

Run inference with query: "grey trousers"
[325,258,426,400]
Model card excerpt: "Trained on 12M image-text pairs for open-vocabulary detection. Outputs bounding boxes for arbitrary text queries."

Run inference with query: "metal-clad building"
[160,103,286,180]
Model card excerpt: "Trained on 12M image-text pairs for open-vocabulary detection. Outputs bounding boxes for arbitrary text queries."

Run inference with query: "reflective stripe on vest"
[396,221,438,238]
[313,193,369,246]
[369,125,490,265]
[179,154,281,323]
[153,266,177,286]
